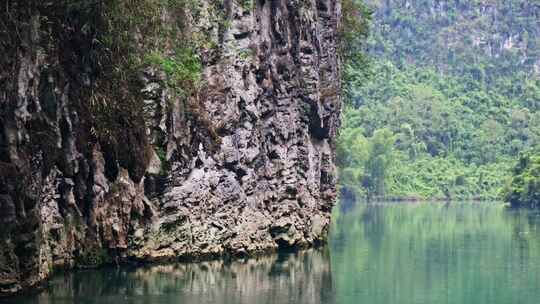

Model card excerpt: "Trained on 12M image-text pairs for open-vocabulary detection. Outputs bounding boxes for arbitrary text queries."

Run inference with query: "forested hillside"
[339,0,540,200]
[369,0,540,79]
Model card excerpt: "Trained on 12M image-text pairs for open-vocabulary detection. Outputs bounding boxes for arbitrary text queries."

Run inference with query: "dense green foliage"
[145,47,202,98]
[504,152,540,207]
[341,0,373,98]
[339,0,540,200]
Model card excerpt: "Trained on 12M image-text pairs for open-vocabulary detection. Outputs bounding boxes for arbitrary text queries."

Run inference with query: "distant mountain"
[367,0,540,79]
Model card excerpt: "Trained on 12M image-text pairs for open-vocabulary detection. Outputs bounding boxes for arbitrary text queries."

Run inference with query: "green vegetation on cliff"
[339,0,540,200]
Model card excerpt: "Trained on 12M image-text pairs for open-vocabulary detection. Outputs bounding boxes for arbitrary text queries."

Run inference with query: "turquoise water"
[4,201,540,304]
[330,201,540,304]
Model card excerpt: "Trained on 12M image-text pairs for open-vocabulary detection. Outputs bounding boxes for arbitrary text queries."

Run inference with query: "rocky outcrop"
[0,0,342,296]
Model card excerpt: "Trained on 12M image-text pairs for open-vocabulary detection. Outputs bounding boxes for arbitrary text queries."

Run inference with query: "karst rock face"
[0,0,342,296]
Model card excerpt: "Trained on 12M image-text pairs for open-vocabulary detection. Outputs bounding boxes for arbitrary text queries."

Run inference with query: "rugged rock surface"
[0,0,342,296]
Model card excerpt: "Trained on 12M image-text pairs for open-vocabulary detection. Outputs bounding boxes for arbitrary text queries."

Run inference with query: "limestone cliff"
[0,0,342,296]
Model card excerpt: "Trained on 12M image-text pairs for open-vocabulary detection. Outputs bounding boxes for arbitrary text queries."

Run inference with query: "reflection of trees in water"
[330,201,540,304]
[503,208,540,269]
[29,249,334,304]
[338,197,357,214]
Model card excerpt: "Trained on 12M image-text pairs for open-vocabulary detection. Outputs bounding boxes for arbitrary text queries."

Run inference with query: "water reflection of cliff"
[19,249,334,304]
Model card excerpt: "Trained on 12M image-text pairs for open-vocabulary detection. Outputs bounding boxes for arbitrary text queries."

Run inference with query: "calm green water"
[4,201,540,304]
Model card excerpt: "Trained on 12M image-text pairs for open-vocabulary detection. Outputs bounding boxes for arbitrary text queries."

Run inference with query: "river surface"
[4,201,540,304]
